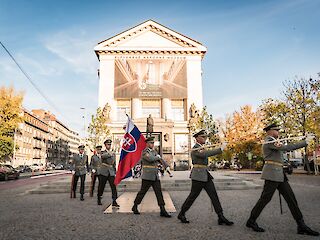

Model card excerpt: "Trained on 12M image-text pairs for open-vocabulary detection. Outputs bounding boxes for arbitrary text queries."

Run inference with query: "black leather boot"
[218,213,234,226]
[246,218,265,232]
[132,204,140,215]
[112,200,120,208]
[177,212,190,223]
[97,196,102,205]
[73,191,76,199]
[160,206,171,218]
[297,219,319,236]
[80,194,84,201]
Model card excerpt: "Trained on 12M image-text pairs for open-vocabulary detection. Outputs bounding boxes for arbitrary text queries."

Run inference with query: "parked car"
[0,164,20,181]
[45,163,55,171]
[16,165,32,173]
[283,159,293,174]
[30,163,41,172]
[55,163,64,170]
[215,160,228,169]
[289,158,303,168]
[230,163,242,171]
[174,160,189,171]
[208,163,216,171]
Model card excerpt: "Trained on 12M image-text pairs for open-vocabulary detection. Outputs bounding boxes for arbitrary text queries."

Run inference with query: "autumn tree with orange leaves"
[220,105,264,168]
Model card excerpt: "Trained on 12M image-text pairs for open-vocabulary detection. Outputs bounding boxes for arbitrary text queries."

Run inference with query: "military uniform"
[249,135,306,221]
[89,151,102,197]
[70,147,89,200]
[180,142,223,211]
[247,123,319,236]
[178,130,233,225]
[97,139,119,206]
[132,137,171,217]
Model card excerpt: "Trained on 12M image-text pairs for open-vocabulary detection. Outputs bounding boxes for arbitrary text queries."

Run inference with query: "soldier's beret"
[193,129,208,138]
[78,145,85,149]
[263,123,280,132]
[95,145,102,149]
[145,137,155,143]
[104,139,112,144]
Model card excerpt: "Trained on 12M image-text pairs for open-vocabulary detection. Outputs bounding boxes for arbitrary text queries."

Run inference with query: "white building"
[94,20,206,165]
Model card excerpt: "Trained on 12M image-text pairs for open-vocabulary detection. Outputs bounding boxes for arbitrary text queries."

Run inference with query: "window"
[116,107,131,122]
[141,99,160,118]
[172,107,184,121]
[142,107,160,118]
[171,99,185,121]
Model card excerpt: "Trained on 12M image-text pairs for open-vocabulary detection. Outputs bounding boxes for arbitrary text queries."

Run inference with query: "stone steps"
[27,177,261,194]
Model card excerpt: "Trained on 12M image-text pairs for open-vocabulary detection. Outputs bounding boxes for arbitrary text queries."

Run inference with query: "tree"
[0,86,24,161]
[87,107,110,150]
[282,76,320,173]
[187,105,221,163]
[220,105,264,168]
[188,106,220,144]
[259,98,293,138]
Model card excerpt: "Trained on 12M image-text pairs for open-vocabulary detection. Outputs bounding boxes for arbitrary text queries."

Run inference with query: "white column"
[99,55,116,121]
[131,98,142,119]
[162,98,172,120]
[186,56,203,117]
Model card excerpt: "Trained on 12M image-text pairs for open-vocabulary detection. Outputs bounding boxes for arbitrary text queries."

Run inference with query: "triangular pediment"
[117,31,184,49]
[95,20,207,52]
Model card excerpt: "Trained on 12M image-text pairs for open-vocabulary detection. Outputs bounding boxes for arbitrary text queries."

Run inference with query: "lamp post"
[80,107,86,144]
[12,123,23,167]
[12,127,17,167]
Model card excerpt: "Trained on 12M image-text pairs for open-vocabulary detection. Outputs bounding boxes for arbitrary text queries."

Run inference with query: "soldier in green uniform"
[97,139,120,207]
[246,123,319,236]
[89,145,102,197]
[177,130,233,225]
[70,145,89,201]
[132,137,171,218]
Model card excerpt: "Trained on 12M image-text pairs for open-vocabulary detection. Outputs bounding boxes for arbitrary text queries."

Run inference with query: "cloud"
[41,29,98,77]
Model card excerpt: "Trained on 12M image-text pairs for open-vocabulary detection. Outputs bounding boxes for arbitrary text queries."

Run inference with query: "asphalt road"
[0,172,319,240]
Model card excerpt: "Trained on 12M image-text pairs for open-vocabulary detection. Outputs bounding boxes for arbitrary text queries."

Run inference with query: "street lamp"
[13,123,23,167]
[80,107,86,143]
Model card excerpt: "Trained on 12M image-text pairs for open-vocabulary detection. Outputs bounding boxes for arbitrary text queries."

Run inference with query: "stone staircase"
[27,172,261,194]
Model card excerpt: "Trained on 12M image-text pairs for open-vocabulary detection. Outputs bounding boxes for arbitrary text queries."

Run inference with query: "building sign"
[114,59,187,99]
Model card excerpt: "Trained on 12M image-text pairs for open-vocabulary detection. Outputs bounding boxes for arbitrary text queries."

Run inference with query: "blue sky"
[1,0,319,136]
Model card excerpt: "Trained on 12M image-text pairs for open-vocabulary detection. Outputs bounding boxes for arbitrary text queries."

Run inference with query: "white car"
[30,163,43,171]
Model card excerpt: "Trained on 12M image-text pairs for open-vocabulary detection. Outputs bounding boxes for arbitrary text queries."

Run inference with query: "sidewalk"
[19,170,67,179]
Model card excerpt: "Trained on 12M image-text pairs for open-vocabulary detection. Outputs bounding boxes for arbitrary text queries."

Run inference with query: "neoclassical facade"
[94,20,206,165]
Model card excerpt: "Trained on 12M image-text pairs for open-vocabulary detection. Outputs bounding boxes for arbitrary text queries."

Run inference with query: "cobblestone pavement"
[0,174,319,240]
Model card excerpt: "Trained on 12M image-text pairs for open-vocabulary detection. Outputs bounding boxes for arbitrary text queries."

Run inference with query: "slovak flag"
[114,116,146,185]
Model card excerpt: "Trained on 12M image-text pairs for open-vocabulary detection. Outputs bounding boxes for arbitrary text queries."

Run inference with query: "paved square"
[104,191,176,214]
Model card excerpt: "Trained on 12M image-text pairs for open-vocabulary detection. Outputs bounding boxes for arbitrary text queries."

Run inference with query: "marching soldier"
[89,145,102,197]
[70,145,89,201]
[246,123,319,236]
[97,139,120,207]
[177,130,233,225]
[132,137,171,218]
